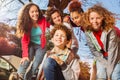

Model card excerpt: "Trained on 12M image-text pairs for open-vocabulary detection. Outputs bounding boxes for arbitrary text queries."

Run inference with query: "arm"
[90,61,97,80]
[20,33,30,64]
[21,33,30,57]
[62,59,80,80]
[106,29,120,79]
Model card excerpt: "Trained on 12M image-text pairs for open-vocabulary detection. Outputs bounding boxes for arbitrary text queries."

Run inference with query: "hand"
[49,55,64,65]
[20,57,29,65]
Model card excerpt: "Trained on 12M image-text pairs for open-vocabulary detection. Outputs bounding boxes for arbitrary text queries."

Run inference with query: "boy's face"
[51,30,68,48]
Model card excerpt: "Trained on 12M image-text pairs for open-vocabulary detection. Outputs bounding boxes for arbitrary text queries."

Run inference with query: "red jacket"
[21,17,50,57]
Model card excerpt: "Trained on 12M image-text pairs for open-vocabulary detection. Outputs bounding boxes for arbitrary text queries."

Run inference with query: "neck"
[33,22,38,27]
[53,46,66,53]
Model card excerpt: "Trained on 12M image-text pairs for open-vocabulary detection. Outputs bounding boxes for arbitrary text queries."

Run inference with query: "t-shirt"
[31,26,42,44]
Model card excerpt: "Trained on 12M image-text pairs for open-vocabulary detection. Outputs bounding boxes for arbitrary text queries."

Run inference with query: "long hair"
[16,2,43,37]
[45,7,62,25]
[82,4,115,31]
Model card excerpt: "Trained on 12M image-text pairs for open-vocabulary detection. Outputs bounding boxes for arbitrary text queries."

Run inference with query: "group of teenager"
[12,0,120,80]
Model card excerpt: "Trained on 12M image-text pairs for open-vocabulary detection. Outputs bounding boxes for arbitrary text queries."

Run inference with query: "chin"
[93,27,101,31]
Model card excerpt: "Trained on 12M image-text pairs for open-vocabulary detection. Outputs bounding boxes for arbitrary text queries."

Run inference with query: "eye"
[75,16,78,19]
[62,35,66,39]
[96,17,101,19]
[54,34,59,37]
[35,10,38,13]
[89,17,94,20]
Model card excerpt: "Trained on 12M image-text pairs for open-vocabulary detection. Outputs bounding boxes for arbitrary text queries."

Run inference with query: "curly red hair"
[81,4,115,31]
[68,1,83,13]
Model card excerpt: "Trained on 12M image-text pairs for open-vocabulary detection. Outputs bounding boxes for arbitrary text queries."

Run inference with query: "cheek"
[78,18,81,23]
[52,19,56,24]
[29,13,32,17]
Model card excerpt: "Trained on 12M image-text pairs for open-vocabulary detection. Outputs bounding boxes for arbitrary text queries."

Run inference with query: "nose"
[57,35,62,39]
[93,18,97,23]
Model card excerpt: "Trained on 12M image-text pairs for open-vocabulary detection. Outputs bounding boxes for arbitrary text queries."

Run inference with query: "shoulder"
[38,16,48,23]
[69,48,80,59]
[65,48,80,64]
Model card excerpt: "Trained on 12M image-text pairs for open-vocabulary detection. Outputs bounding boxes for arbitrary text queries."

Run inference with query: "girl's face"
[89,12,103,31]
[70,11,81,26]
[51,12,62,25]
[52,30,68,49]
[29,5,39,22]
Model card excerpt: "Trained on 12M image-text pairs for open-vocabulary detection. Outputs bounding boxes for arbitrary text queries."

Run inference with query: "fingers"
[49,55,63,65]
[20,57,29,65]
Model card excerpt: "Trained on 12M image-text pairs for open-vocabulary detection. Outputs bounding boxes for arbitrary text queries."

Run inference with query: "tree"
[0,22,21,57]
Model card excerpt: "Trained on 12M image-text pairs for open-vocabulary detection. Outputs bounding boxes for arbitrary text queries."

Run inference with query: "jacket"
[85,28,120,78]
[37,48,80,80]
[21,17,50,57]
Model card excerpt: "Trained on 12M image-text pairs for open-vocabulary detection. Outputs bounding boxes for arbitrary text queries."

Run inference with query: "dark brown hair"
[45,7,62,25]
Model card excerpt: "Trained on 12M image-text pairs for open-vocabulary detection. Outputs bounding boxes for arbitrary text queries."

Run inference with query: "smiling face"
[70,11,81,26]
[51,11,62,25]
[51,30,68,49]
[89,12,103,31]
[29,5,39,22]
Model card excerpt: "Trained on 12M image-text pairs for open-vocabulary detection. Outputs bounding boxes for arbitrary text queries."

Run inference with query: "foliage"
[0,23,21,57]
[46,30,54,50]
[79,61,90,80]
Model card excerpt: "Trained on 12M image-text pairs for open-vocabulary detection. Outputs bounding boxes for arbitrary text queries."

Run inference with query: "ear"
[66,40,70,44]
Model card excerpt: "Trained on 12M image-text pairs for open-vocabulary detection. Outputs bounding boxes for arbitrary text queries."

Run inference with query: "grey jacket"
[85,29,120,78]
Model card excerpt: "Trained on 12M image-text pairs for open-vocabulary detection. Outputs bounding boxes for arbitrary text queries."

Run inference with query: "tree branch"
[18,0,24,5]
[29,0,32,2]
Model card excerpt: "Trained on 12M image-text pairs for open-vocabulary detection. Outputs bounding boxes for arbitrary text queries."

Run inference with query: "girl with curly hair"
[81,4,120,80]
[16,2,50,80]
[68,0,84,30]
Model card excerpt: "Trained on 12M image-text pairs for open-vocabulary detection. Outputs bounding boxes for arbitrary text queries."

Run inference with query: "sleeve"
[62,59,80,80]
[21,33,30,57]
[107,29,120,78]
[85,32,107,66]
